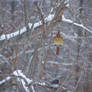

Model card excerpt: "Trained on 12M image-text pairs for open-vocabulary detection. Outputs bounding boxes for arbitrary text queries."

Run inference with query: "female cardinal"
[53,31,63,55]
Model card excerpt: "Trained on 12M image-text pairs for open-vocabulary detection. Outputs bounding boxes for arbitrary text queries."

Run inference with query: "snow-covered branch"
[0,1,91,42]
[0,69,59,91]
[0,14,54,41]
[62,15,92,34]
[0,76,11,85]
[13,70,33,85]
[31,85,36,92]
[0,70,33,92]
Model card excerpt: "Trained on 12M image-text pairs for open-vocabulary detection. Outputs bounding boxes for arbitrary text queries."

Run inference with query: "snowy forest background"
[0,0,92,92]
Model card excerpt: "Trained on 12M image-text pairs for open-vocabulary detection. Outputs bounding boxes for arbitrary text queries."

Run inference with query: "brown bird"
[53,31,63,55]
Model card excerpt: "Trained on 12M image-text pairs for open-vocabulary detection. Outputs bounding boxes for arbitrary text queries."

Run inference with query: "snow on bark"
[62,15,92,34]
[0,2,91,41]
[31,85,36,92]
[0,76,11,85]
[0,70,33,92]
[0,14,54,41]
[13,70,33,85]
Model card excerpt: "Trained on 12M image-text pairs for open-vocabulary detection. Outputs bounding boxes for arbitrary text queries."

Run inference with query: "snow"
[48,61,60,65]
[62,86,67,90]
[62,63,73,66]
[0,14,54,41]
[21,79,30,92]
[37,82,46,86]
[64,0,69,4]
[62,15,73,23]
[35,82,46,86]
[62,15,92,34]
[25,49,34,54]
[47,61,73,66]
[13,70,33,84]
[26,55,34,73]
[31,85,36,92]
[13,70,33,92]
[0,27,27,40]
[28,23,32,29]
[64,0,70,8]
[50,8,54,13]
[0,3,92,41]
[33,21,42,29]
[82,25,92,34]
[50,84,59,88]
[0,70,33,92]
[45,14,54,22]
[0,76,11,85]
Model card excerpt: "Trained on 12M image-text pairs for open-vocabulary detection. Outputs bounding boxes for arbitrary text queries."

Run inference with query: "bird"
[48,79,59,88]
[51,79,59,84]
[54,31,63,46]
[53,31,63,55]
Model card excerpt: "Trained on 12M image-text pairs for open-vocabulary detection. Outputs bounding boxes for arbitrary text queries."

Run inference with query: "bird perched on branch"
[54,31,63,55]
[47,79,59,88]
